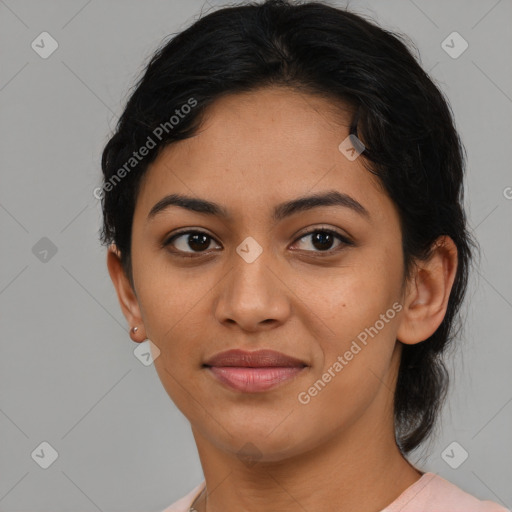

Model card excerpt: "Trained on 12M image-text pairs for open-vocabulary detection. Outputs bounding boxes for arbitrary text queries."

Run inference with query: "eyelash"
[162,227,354,258]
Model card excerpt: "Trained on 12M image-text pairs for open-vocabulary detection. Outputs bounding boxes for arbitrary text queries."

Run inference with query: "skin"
[107,86,458,512]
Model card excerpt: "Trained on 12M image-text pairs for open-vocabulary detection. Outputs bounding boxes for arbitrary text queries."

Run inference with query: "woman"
[99,1,509,511]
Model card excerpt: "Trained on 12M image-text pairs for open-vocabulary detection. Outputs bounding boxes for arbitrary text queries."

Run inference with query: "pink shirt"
[161,472,510,512]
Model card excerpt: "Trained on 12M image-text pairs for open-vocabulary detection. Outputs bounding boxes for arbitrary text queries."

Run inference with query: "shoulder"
[161,481,206,512]
[386,472,510,512]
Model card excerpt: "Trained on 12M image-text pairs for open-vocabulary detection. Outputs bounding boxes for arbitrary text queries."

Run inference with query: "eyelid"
[162,225,354,255]
[161,228,220,249]
[293,224,353,244]
[289,226,354,256]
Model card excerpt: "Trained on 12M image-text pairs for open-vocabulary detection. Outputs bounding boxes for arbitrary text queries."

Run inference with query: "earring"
[131,326,139,334]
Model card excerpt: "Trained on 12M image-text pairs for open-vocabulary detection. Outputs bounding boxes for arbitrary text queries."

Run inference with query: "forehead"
[135,87,389,223]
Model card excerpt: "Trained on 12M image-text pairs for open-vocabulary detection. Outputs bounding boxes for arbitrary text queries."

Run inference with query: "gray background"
[0,0,511,510]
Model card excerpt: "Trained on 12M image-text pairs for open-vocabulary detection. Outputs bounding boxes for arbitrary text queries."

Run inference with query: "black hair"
[99,0,476,454]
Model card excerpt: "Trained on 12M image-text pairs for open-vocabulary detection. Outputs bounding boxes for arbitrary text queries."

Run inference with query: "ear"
[106,244,146,343]
[396,235,458,345]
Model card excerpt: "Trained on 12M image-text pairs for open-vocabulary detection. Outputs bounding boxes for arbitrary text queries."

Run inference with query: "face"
[119,87,411,461]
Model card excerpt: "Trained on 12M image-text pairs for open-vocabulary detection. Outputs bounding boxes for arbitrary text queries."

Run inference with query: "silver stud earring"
[131,326,139,334]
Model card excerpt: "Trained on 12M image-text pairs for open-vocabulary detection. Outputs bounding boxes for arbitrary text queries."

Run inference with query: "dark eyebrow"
[272,190,369,222]
[146,190,370,223]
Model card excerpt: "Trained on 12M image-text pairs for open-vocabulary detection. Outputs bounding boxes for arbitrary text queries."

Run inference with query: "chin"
[211,421,316,464]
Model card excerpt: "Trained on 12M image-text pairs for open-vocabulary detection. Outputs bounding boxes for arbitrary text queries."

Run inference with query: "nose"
[213,247,292,332]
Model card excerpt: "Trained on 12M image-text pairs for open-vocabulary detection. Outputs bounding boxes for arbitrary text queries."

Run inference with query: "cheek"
[137,267,209,413]
[297,288,401,436]
[299,252,403,341]
[133,246,200,333]
[134,262,225,395]
[298,247,403,391]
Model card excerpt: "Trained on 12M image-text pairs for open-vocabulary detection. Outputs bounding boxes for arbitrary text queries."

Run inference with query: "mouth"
[203,349,308,393]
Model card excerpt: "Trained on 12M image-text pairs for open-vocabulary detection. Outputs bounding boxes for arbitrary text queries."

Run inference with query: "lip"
[203,349,308,393]
[204,349,307,368]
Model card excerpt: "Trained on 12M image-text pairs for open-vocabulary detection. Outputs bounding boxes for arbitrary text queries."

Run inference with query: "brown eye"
[292,228,353,254]
[164,230,221,255]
